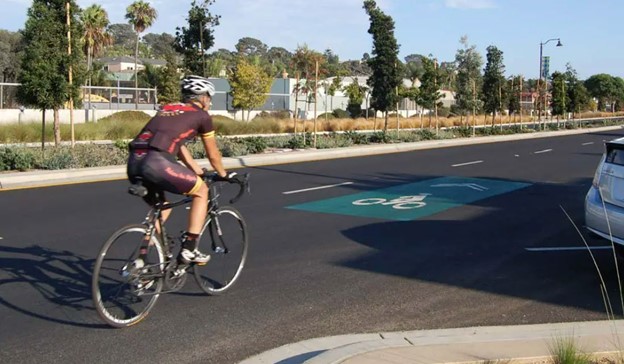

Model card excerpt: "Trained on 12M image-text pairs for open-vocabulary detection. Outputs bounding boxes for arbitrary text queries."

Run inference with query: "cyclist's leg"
[141,151,210,264]
[179,180,210,264]
[129,152,171,233]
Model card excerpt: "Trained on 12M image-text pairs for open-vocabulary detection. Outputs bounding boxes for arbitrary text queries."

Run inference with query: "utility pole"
[519,75,523,128]
[472,79,476,137]
[434,59,439,135]
[314,59,318,148]
[66,1,75,148]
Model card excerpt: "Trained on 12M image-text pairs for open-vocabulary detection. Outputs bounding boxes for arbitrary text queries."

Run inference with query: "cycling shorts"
[127,150,203,197]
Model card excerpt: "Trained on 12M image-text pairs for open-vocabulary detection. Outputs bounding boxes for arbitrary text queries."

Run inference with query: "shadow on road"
[0,245,107,328]
[338,176,624,317]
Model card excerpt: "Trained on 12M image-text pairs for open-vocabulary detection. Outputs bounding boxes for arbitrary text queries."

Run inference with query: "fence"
[0,83,158,112]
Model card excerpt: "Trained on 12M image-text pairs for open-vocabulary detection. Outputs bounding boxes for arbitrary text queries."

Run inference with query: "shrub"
[347,103,363,118]
[416,129,438,140]
[186,140,206,159]
[0,148,36,171]
[453,126,473,138]
[218,138,249,157]
[344,131,369,145]
[36,148,76,170]
[317,113,335,120]
[114,139,130,152]
[314,134,354,149]
[241,136,268,154]
[286,136,307,149]
[98,110,151,124]
[72,144,127,167]
[332,109,350,119]
[368,131,390,144]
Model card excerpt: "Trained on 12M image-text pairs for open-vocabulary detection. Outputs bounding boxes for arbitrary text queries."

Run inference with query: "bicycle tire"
[194,207,248,295]
[92,224,164,328]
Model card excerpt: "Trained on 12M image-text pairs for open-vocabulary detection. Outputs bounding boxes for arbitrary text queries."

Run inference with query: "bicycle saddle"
[128,184,148,197]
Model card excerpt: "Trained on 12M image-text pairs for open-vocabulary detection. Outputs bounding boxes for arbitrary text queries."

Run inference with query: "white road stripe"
[525,246,612,252]
[534,149,553,154]
[452,160,483,167]
[283,182,354,195]
[582,142,594,145]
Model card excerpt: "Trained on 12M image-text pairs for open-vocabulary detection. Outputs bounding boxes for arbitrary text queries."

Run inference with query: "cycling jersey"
[127,102,215,198]
[130,102,216,156]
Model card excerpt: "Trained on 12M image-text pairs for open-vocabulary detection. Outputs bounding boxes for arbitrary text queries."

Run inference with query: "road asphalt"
[2,125,624,363]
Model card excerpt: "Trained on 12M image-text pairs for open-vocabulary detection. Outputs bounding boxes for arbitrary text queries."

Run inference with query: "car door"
[599,142,624,208]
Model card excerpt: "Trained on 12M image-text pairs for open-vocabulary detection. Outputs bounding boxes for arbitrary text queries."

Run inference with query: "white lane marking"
[452,160,483,167]
[582,142,594,146]
[431,183,489,192]
[283,182,354,195]
[534,149,553,154]
[525,246,612,252]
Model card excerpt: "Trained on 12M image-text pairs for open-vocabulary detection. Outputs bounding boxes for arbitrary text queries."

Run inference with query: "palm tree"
[81,5,112,90]
[125,0,157,109]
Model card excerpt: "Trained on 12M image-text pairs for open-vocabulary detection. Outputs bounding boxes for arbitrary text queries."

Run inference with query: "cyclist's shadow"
[0,244,106,328]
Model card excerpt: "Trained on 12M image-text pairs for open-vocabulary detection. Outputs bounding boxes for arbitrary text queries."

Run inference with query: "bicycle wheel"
[194,207,248,295]
[92,224,164,328]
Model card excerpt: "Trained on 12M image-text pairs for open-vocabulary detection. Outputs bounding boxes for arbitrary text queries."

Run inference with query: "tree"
[342,77,367,118]
[454,36,483,123]
[0,30,23,84]
[229,57,272,122]
[17,0,85,147]
[363,0,401,131]
[564,64,590,117]
[81,5,112,98]
[340,60,371,76]
[235,37,268,58]
[507,75,522,119]
[550,71,567,118]
[419,56,443,128]
[482,45,506,126]
[174,0,221,76]
[157,52,181,104]
[126,0,158,109]
[107,23,135,51]
[585,74,618,112]
[291,44,326,119]
[143,32,177,59]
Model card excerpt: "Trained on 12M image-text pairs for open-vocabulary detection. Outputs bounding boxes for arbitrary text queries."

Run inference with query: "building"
[97,56,166,73]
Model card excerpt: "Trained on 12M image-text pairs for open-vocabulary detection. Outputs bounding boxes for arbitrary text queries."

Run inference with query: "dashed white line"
[582,142,594,146]
[452,160,483,167]
[283,182,354,195]
[525,246,611,252]
[534,149,553,154]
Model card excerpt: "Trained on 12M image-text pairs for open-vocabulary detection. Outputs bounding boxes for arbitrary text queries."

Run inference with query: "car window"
[606,148,624,166]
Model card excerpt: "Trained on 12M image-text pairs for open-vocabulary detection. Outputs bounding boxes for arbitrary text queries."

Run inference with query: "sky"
[1,0,622,80]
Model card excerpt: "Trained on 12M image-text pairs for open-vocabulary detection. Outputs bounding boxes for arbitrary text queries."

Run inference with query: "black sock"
[181,232,199,251]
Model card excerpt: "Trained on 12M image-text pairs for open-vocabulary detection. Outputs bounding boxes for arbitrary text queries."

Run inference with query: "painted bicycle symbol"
[352,194,431,210]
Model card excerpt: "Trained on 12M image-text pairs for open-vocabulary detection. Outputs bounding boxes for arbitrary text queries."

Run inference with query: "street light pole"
[538,37,562,130]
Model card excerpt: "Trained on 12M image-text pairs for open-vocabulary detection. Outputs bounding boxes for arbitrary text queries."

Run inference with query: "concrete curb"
[241,320,624,364]
[1,125,621,190]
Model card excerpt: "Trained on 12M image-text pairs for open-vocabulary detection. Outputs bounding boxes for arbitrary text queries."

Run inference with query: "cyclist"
[127,75,242,271]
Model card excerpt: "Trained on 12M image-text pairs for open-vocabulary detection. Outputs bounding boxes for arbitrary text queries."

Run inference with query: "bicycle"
[92,172,250,328]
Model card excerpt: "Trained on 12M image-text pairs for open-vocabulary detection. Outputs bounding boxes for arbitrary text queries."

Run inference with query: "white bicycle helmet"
[181,75,216,97]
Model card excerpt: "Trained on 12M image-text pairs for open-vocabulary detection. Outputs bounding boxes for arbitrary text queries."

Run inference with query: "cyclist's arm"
[177,145,203,175]
[202,135,227,178]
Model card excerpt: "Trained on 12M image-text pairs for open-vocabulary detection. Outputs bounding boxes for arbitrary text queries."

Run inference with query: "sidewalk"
[240,320,624,364]
[1,125,621,190]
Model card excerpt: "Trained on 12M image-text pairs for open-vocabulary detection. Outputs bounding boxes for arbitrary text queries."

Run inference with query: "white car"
[585,137,624,248]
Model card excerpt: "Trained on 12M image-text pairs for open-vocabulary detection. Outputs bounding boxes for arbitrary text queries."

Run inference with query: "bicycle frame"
[136,182,224,264]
